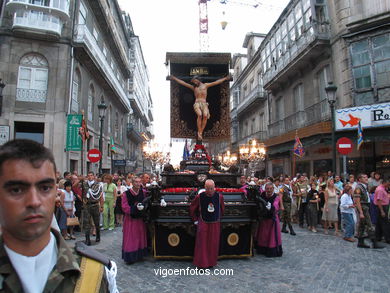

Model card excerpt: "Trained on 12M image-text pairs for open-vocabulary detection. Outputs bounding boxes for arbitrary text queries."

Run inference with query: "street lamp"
[97,99,107,175]
[325,81,338,175]
[0,79,5,116]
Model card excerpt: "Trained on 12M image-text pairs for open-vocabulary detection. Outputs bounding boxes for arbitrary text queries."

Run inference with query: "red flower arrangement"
[193,144,212,167]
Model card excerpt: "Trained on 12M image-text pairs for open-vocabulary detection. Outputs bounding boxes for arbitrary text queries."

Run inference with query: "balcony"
[10,9,63,36]
[236,85,266,116]
[284,111,305,133]
[238,130,268,145]
[263,22,331,91]
[127,123,145,144]
[268,100,331,138]
[74,24,130,111]
[16,88,46,102]
[6,0,70,20]
[269,119,285,138]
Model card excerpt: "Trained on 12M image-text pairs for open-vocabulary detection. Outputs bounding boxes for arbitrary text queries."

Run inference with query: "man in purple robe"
[190,179,225,268]
[255,182,283,257]
[121,177,148,263]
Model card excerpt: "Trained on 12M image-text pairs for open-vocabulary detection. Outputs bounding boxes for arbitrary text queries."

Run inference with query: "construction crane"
[198,0,283,51]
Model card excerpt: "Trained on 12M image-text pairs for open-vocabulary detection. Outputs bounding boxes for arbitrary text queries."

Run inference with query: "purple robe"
[255,193,283,257]
[121,188,148,263]
[190,192,225,268]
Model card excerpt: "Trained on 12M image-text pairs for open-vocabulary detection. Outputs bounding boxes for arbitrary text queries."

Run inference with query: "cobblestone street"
[71,225,390,293]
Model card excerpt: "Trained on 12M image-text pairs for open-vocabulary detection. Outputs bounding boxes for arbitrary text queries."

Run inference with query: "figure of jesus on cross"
[169,74,232,141]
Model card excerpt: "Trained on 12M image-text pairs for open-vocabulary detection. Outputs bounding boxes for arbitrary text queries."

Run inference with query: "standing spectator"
[374,178,390,243]
[348,174,357,191]
[296,175,309,228]
[318,184,326,227]
[322,178,340,236]
[307,183,320,232]
[334,175,343,193]
[255,182,283,257]
[71,174,83,232]
[280,177,296,235]
[340,185,356,242]
[63,180,76,240]
[354,173,384,249]
[190,179,225,267]
[80,172,103,245]
[55,187,68,239]
[141,173,151,188]
[368,172,382,191]
[121,177,148,263]
[115,177,126,227]
[103,174,117,231]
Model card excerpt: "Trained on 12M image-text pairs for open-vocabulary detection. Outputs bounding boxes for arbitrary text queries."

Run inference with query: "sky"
[117,0,290,166]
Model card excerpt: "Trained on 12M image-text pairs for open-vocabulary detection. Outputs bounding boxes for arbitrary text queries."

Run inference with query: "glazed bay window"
[350,32,390,105]
[16,54,48,102]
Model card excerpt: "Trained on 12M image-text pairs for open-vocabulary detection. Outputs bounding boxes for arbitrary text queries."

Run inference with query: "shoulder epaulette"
[75,241,111,269]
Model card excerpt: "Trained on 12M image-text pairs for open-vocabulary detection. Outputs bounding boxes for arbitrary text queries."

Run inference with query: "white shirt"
[340,193,354,214]
[4,232,58,293]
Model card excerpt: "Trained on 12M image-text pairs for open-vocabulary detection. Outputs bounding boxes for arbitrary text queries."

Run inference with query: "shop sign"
[66,114,82,151]
[0,125,9,145]
[335,102,390,131]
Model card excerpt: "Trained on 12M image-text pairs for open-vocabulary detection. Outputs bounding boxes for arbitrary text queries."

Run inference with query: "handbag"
[67,216,80,226]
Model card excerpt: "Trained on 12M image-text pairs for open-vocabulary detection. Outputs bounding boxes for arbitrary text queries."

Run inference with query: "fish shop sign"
[335,102,390,131]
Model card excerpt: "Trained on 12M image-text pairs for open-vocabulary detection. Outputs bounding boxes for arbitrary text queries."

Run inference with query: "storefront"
[335,102,390,178]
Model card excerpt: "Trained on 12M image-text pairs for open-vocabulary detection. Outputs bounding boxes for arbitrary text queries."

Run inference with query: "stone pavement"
[70,225,390,293]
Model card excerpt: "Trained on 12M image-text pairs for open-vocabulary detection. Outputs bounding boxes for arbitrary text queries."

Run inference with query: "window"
[92,25,99,41]
[71,70,80,113]
[293,83,304,112]
[317,65,330,101]
[102,44,107,57]
[88,85,94,122]
[16,54,48,103]
[350,33,390,104]
[107,105,112,133]
[275,96,284,121]
[115,112,119,138]
[78,1,87,24]
[350,39,372,89]
[259,113,265,131]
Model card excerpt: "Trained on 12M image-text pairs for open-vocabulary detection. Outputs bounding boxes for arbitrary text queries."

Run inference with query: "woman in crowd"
[103,174,117,231]
[115,177,126,227]
[121,176,148,263]
[63,180,76,239]
[340,185,356,242]
[322,178,340,235]
[55,186,68,239]
[307,183,320,232]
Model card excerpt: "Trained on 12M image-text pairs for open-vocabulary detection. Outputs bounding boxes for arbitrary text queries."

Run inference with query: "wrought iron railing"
[16,88,47,102]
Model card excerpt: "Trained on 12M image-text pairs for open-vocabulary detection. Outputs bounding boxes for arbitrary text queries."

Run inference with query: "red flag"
[293,133,305,157]
[79,112,90,142]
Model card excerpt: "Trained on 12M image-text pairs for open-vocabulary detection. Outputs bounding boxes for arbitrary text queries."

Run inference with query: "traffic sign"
[87,149,102,163]
[336,137,353,155]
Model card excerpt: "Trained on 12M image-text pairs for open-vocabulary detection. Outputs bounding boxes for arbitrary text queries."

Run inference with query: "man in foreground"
[0,139,117,292]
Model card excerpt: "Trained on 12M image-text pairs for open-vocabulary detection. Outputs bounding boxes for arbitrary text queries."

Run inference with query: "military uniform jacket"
[281,185,292,203]
[354,183,370,205]
[0,229,108,293]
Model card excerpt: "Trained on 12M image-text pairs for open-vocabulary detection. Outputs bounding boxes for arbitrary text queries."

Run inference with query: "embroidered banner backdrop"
[167,52,231,140]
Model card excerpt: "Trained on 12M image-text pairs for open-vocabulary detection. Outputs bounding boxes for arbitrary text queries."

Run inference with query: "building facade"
[231,0,390,178]
[0,0,153,175]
